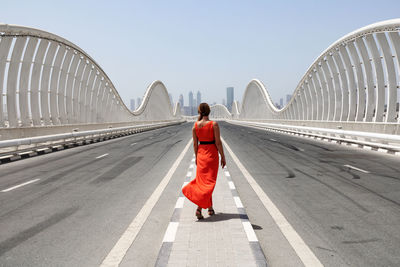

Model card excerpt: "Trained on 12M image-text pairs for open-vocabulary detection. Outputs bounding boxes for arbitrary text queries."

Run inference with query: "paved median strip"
[222,137,323,267]
[100,138,192,267]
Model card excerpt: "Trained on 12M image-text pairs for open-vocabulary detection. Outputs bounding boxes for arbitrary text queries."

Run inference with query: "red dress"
[182,121,219,209]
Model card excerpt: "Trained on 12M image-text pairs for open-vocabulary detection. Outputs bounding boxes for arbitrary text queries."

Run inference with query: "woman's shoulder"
[212,121,218,126]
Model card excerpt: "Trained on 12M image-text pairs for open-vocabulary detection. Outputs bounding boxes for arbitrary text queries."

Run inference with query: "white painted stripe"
[182,182,189,189]
[1,179,40,192]
[189,164,194,169]
[222,137,323,267]
[228,181,235,190]
[242,221,258,242]
[343,164,370,174]
[378,148,388,153]
[224,171,230,177]
[175,197,185,209]
[191,158,195,162]
[96,153,109,159]
[130,142,137,146]
[234,196,243,208]
[100,138,192,267]
[270,138,277,142]
[186,171,192,177]
[162,222,179,242]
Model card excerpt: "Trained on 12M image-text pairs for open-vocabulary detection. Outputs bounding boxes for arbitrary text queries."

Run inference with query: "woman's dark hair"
[198,103,210,121]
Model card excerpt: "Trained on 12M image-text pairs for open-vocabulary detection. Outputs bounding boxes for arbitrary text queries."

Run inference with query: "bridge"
[0,19,400,267]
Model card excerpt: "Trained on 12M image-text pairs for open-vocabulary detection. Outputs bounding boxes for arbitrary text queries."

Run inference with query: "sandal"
[208,208,215,216]
[196,208,204,220]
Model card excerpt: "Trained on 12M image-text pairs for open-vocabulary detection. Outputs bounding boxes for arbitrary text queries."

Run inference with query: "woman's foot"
[196,207,204,220]
[208,207,215,216]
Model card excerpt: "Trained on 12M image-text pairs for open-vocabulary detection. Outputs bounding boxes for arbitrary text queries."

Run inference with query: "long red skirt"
[182,144,219,209]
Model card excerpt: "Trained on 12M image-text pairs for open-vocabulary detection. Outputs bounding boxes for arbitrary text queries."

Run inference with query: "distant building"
[137,97,142,108]
[222,99,226,106]
[197,91,201,106]
[226,87,234,111]
[168,93,173,105]
[286,94,291,104]
[183,106,191,116]
[179,94,184,109]
[189,91,194,115]
[130,99,135,111]
[280,98,283,108]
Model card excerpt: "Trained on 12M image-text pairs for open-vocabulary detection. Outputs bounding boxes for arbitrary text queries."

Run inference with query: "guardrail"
[0,120,183,161]
[228,120,400,153]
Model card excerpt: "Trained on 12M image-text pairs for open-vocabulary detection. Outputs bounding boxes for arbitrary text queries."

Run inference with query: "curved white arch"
[210,104,232,120]
[238,19,400,124]
[0,24,180,128]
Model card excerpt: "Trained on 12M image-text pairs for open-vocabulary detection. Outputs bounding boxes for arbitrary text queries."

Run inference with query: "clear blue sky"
[2,0,400,106]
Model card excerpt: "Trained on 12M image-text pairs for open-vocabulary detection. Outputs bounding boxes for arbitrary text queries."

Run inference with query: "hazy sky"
[2,0,400,107]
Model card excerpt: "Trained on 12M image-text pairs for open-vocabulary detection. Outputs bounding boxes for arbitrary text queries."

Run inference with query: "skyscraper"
[130,99,135,111]
[286,94,291,104]
[227,87,234,111]
[280,98,283,108]
[189,91,194,115]
[137,97,142,108]
[197,91,201,106]
[179,94,184,108]
[168,93,173,106]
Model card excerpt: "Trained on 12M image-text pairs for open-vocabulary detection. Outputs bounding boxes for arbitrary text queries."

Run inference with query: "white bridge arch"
[236,19,400,132]
[0,24,180,128]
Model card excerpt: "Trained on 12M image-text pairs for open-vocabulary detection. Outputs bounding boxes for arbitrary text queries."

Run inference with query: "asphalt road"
[220,121,400,267]
[0,121,399,266]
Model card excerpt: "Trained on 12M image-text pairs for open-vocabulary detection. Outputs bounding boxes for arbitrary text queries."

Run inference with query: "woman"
[182,103,226,219]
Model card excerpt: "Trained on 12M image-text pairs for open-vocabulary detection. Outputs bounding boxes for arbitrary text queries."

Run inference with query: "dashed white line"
[1,179,40,192]
[186,171,192,177]
[270,138,277,142]
[189,164,194,169]
[130,143,137,146]
[242,221,258,242]
[233,196,244,208]
[343,164,370,174]
[222,137,323,267]
[162,222,179,242]
[224,171,231,177]
[182,182,189,189]
[175,197,185,209]
[228,181,236,190]
[191,158,195,162]
[96,153,109,159]
[100,138,192,267]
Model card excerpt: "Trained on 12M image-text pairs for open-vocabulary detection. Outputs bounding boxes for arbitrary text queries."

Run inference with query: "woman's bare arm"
[192,124,198,164]
[213,122,226,168]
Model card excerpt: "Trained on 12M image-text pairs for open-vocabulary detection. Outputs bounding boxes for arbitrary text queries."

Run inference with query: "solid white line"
[222,137,323,267]
[233,196,244,208]
[228,181,236,190]
[182,182,189,189]
[162,222,179,242]
[100,139,192,267]
[186,171,192,177]
[343,164,370,174]
[175,197,185,209]
[242,221,258,242]
[224,171,230,177]
[1,179,40,192]
[130,143,137,146]
[96,153,109,159]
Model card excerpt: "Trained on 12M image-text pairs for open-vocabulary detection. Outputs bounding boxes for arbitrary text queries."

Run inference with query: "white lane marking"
[222,137,323,267]
[343,164,370,174]
[1,179,40,192]
[96,153,109,159]
[175,197,185,209]
[228,181,236,190]
[186,171,192,177]
[298,147,305,152]
[270,138,277,142]
[189,164,194,169]
[191,158,195,162]
[162,222,179,242]
[224,171,230,177]
[182,182,189,189]
[130,143,137,146]
[100,139,192,267]
[242,221,258,242]
[233,196,244,208]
